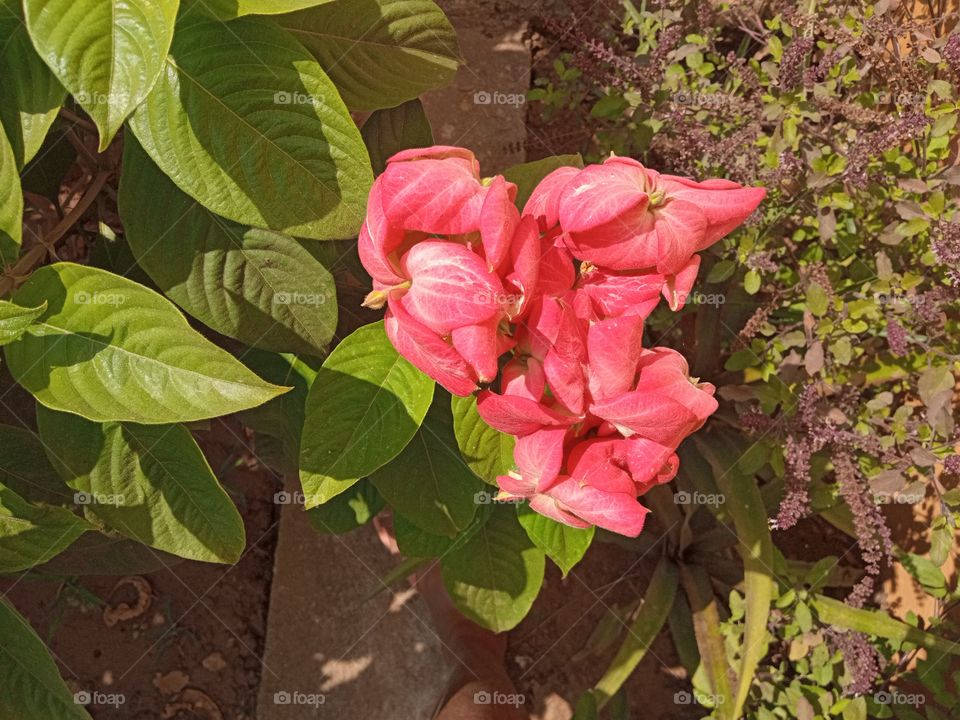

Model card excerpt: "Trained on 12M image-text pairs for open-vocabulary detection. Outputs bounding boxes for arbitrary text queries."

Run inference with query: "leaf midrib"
[29,319,269,393]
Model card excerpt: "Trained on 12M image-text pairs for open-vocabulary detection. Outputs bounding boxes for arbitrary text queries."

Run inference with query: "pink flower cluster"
[359,146,765,536]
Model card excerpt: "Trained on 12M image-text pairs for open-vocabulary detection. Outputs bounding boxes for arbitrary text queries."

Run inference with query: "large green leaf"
[191,0,334,19]
[0,425,71,505]
[591,557,678,708]
[441,504,545,632]
[277,0,459,111]
[0,480,90,573]
[361,98,434,175]
[119,137,337,355]
[679,563,733,716]
[450,394,515,485]
[4,263,287,424]
[0,299,46,346]
[37,406,246,563]
[23,0,178,150]
[128,15,372,241]
[0,598,93,719]
[300,321,434,507]
[517,504,594,577]
[0,0,65,166]
[0,126,21,266]
[371,392,482,537]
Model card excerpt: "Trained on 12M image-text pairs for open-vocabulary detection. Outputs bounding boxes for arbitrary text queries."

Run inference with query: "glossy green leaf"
[37,406,246,563]
[517,504,594,576]
[0,299,46,346]
[503,154,584,209]
[361,98,434,175]
[23,0,178,149]
[0,0,65,166]
[119,137,338,355]
[450,394,515,485]
[277,0,459,111]
[0,126,21,266]
[300,321,434,508]
[0,480,90,573]
[394,511,453,557]
[128,16,372,241]
[192,0,334,19]
[592,557,678,707]
[811,593,960,657]
[0,597,93,719]
[4,263,288,424]
[372,392,482,537]
[0,425,71,505]
[441,504,545,632]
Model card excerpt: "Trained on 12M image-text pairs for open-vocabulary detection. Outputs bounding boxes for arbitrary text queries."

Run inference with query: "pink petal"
[621,437,678,490]
[586,315,644,402]
[387,145,480,169]
[379,156,487,235]
[537,231,577,297]
[662,256,701,311]
[357,180,407,285]
[563,211,661,271]
[504,215,540,318]
[451,317,501,383]
[659,175,766,248]
[565,438,636,495]
[576,268,664,320]
[497,473,535,497]
[633,348,719,423]
[544,478,650,536]
[502,357,546,402]
[558,161,649,234]
[651,199,707,275]
[590,390,700,446]
[400,241,503,334]
[479,176,520,271]
[476,389,577,436]
[384,303,477,396]
[514,427,567,492]
[529,493,593,529]
[522,165,581,231]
